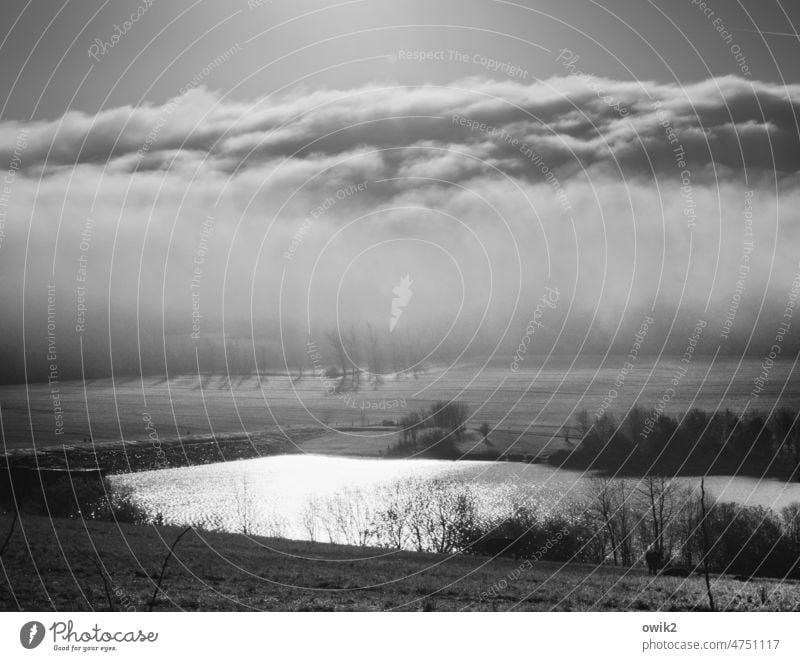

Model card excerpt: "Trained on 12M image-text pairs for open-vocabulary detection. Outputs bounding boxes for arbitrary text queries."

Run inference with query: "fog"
[1,76,798,383]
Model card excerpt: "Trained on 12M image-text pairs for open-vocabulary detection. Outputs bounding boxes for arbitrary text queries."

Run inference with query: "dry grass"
[2,515,798,612]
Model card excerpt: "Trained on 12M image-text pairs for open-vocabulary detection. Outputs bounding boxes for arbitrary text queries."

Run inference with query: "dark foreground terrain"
[1,515,798,611]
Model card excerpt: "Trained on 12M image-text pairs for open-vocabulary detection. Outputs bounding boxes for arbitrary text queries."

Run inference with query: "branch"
[148,527,192,612]
[0,509,19,557]
[93,558,114,612]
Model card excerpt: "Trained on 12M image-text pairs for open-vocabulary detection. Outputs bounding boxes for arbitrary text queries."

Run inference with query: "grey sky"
[2,0,800,121]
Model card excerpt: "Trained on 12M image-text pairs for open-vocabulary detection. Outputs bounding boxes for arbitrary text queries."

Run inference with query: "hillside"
[1,515,798,611]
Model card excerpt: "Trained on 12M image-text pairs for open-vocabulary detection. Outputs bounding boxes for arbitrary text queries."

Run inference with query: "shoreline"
[2,426,798,484]
[0,430,299,475]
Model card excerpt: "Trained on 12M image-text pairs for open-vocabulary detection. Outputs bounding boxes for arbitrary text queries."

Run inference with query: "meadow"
[2,357,797,462]
[2,515,798,612]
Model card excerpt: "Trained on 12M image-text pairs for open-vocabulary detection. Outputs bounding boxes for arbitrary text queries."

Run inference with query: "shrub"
[707,503,795,577]
[41,476,107,519]
[428,401,469,438]
[416,427,459,458]
[104,484,151,524]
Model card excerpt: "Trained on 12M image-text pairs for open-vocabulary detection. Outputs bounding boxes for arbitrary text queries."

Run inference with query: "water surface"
[110,455,800,542]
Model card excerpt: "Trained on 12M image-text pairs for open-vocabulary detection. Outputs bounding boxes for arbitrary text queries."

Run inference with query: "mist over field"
[1,76,799,383]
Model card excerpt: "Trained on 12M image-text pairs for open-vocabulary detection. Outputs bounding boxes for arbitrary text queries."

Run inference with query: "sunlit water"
[109,455,800,541]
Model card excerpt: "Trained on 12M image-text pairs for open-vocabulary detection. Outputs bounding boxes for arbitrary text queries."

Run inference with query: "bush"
[40,476,107,519]
[707,503,795,577]
[470,511,584,562]
[416,427,459,458]
[107,486,151,524]
[428,401,469,438]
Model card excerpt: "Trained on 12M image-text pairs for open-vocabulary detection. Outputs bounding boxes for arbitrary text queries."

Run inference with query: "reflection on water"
[109,455,800,541]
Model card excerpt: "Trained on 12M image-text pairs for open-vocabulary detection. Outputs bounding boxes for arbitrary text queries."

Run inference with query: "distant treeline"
[4,320,477,385]
[549,407,800,481]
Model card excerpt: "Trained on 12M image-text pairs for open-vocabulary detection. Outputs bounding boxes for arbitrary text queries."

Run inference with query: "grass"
[2,515,798,611]
[294,427,566,460]
[4,358,798,453]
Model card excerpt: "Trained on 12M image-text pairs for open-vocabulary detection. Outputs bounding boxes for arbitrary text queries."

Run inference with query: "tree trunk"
[699,479,715,612]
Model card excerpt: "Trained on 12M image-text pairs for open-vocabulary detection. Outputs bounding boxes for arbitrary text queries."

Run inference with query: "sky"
[1,0,799,381]
[2,0,800,121]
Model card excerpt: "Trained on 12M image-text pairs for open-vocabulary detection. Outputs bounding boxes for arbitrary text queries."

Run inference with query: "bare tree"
[405,329,425,378]
[616,479,637,566]
[699,478,715,611]
[148,527,193,612]
[400,411,422,445]
[575,410,592,438]
[390,334,409,376]
[320,488,377,546]
[255,344,270,385]
[587,477,620,565]
[93,557,114,611]
[261,508,288,538]
[779,502,800,555]
[586,477,636,566]
[365,323,383,386]
[673,487,702,567]
[341,325,363,390]
[301,498,322,542]
[412,479,479,554]
[324,328,349,391]
[637,473,680,557]
[373,482,415,548]
[233,478,259,535]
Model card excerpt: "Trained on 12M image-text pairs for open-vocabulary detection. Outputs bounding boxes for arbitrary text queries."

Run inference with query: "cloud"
[2,76,799,177]
[1,75,799,384]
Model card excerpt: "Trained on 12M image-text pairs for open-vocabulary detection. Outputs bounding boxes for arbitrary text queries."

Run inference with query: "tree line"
[550,406,800,481]
[5,469,799,581]
[297,476,800,580]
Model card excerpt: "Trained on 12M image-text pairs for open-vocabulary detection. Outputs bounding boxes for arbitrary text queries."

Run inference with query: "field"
[2,357,798,461]
[1,515,799,612]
